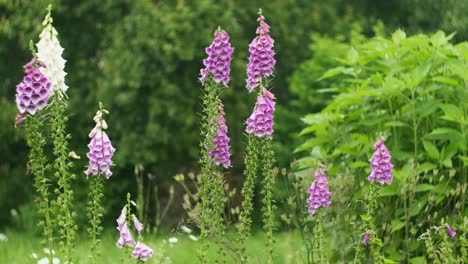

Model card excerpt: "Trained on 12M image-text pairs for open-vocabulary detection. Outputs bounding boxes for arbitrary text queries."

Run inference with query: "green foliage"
[296,29,467,261]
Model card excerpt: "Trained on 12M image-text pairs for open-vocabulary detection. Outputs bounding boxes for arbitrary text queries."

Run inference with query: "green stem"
[25,115,55,264]
[261,136,276,264]
[238,135,260,263]
[88,175,105,264]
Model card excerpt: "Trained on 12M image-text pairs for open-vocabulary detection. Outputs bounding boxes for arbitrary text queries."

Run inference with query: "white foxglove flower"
[36,10,68,96]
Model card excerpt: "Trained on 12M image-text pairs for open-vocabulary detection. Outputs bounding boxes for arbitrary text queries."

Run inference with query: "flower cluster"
[116,206,154,262]
[36,8,68,95]
[85,110,116,178]
[246,87,276,137]
[246,14,276,92]
[362,232,370,245]
[306,169,332,216]
[209,105,231,168]
[368,137,394,184]
[15,60,51,115]
[199,29,234,87]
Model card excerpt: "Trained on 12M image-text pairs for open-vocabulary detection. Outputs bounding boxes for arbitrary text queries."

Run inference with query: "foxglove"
[36,10,68,95]
[246,87,276,137]
[209,105,231,168]
[362,232,370,245]
[133,215,143,234]
[132,242,154,262]
[368,137,394,184]
[447,225,457,239]
[306,169,332,216]
[85,110,116,178]
[116,223,135,248]
[199,29,234,87]
[246,14,276,92]
[15,60,51,115]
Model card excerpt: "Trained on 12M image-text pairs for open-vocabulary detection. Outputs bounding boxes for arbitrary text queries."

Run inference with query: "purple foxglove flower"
[116,207,126,231]
[15,60,51,115]
[362,232,370,245]
[85,110,116,179]
[133,215,143,234]
[246,15,276,92]
[368,137,394,184]
[246,87,276,137]
[306,169,332,216]
[199,29,234,87]
[132,242,154,262]
[208,104,231,168]
[447,225,457,239]
[116,223,135,248]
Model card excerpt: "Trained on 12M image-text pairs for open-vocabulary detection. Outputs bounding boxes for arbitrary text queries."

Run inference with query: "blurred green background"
[1,0,467,231]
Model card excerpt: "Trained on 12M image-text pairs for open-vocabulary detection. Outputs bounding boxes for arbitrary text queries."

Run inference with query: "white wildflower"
[43,248,56,255]
[10,209,18,217]
[181,225,192,234]
[188,234,198,241]
[36,9,68,96]
[168,237,178,244]
[32,252,38,259]
[0,233,8,241]
[37,257,60,264]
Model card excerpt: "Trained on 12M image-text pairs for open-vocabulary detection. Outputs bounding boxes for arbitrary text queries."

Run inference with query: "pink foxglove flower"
[362,232,370,245]
[116,223,135,248]
[208,104,231,168]
[133,215,143,234]
[199,29,234,87]
[447,225,457,239]
[246,14,276,92]
[306,169,332,216]
[246,87,275,137]
[116,207,126,231]
[15,60,51,115]
[132,242,154,262]
[368,137,394,184]
[85,110,116,179]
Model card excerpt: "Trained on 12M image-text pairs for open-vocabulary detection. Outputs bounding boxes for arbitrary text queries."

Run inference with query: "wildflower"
[85,110,116,179]
[0,233,8,242]
[209,104,231,168]
[32,252,38,259]
[116,223,135,248]
[199,29,234,87]
[43,248,55,255]
[37,257,60,264]
[362,232,370,245]
[447,225,457,239]
[188,234,198,241]
[116,207,126,231]
[306,169,332,216]
[181,225,192,234]
[15,60,51,115]
[10,208,18,217]
[36,8,68,95]
[246,14,276,92]
[168,237,178,244]
[133,215,143,234]
[246,87,276,137]
[368,137,394,184]
[132,242,154,262]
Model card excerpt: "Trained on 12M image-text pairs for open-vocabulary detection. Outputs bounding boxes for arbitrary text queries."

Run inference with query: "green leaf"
[319,67,346,80]
[391,220,406,232]
[423,141,439,160]
[347,47,359,65]
[409,257,427,264]
[416,162,437,173]
[392,29,406,44]
[440,104,463,123]
[385,121,410,128]
[414,184,434,192]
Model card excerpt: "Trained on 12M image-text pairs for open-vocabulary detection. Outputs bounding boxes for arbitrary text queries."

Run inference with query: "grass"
[0,229,305,263]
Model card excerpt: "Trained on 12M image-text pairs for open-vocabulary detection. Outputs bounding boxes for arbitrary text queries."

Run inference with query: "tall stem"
[261,136,276,263]
[26,115,55,264]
